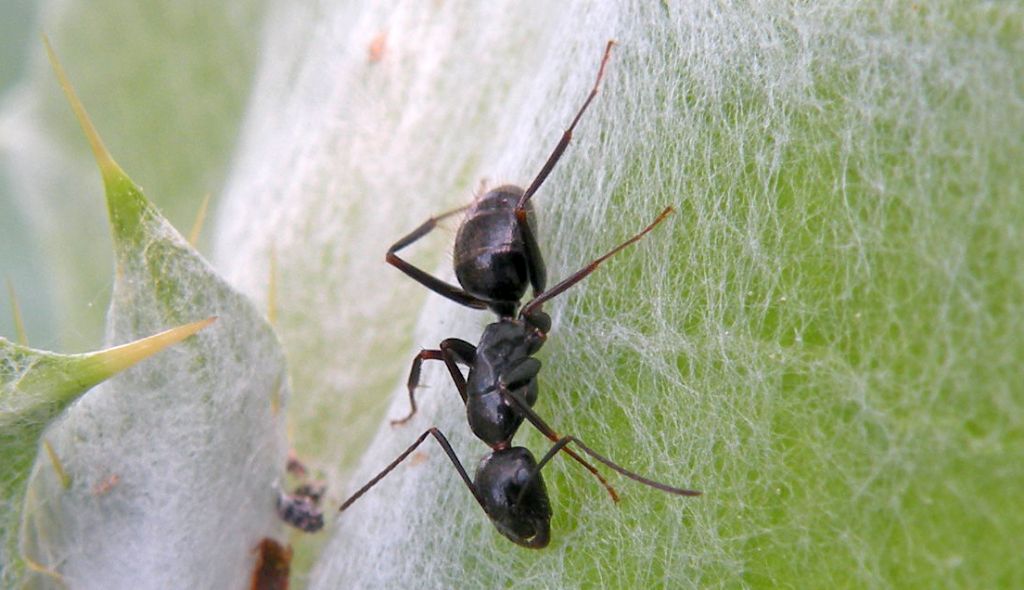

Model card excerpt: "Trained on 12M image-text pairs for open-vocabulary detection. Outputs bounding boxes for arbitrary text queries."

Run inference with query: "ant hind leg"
[387,203,489,310]
[516,40,617,210]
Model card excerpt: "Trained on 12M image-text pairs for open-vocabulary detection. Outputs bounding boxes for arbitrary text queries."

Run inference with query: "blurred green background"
[0,0,265,350]
[1,0,53,346]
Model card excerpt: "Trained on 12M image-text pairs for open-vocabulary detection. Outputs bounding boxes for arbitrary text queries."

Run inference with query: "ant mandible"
[339,41,699,549]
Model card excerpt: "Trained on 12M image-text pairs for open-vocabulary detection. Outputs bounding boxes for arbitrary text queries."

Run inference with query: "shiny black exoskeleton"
[338,427,557,548]
[452,186,544,318]
[463,313,545,445]
[475,447,551,548]
[339,41,699,549]
[385,183,545,319]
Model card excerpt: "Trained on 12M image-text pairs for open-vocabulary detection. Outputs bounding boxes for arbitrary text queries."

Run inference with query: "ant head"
[475,447,551,549]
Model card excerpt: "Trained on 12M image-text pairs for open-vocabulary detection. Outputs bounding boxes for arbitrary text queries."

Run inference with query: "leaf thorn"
[41,34,123,183]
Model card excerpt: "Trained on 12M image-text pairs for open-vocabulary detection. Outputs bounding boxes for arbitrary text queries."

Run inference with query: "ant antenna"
[500,383,701,498]
[515,436,572,506]
[551,435,620,502]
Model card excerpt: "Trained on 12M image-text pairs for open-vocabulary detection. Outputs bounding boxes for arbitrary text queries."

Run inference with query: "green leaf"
[0,318,212,582]
[12,41,290,588]
[2,1,1020,587]
[202,3,1022,587]
[0,0,269,349]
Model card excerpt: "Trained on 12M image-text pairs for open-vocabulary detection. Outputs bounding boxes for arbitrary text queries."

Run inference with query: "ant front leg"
[339,427,484,513]
[392,338,476,426]
[387,203,489,310]
[498,383,701,497]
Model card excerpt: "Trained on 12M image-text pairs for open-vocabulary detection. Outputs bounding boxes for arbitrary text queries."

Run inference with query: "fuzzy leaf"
[208,2,1022,587]
[0,318,212,582]
[12,42,290,588]
[0,0,268,349]
[1,0,1020,588]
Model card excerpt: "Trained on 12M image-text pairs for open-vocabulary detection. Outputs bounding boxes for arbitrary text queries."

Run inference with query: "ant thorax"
[474,319,544,368]
[465,321,534,391]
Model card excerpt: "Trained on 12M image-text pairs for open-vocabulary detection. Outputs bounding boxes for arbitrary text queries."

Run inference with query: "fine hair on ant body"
[339,41,699,549]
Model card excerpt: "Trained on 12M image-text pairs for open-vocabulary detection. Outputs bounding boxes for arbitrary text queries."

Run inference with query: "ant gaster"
[340,41,699,549]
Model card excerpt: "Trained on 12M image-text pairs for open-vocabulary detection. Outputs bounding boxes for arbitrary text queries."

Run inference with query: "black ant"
[339,41,699,548]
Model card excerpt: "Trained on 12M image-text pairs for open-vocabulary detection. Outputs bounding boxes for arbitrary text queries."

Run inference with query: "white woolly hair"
[0,0,1018,587]
[210,1,1022,588]
[18,213,289,588]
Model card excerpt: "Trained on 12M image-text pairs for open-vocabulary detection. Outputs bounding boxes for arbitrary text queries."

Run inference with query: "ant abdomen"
[476,447,552,548]
[454,186,537,310]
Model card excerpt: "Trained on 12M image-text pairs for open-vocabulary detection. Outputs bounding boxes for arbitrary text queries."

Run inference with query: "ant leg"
[520,206,674,318]
[519,208,547,296]
[499,357,541,406]
[498,372,620,502]
[392,339,476,426]
[516,40,616,210]
[439,338,476,400]
[499,383,701,497]
[512,41,615,290]
[339,427,484,513]
[391,349,445,426]
[387,203,489,310]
